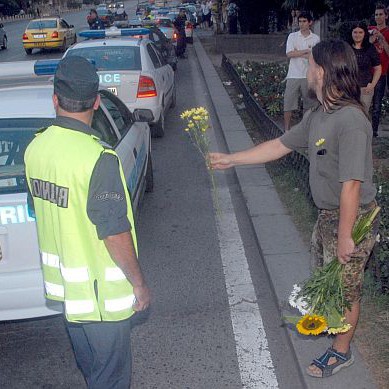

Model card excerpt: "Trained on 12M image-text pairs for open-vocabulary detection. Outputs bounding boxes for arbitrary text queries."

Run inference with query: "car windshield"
[157,19,173,27]
[0,118,53,194]
[28,20,57,29]
[67,46,141,71]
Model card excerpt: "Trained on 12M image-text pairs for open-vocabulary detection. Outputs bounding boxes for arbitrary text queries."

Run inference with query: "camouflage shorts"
[310,201,379,303]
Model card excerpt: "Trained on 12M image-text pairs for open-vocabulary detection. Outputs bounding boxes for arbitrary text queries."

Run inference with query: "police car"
[0,60,153,321]
[64,28,176,137]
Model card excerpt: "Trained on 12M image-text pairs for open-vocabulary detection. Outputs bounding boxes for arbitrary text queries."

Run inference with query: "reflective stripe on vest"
[65,299,95,315]
[105,267,127,281]
[44,281,64,298]
[105,294,135,312]
[60,264,89,282]
[41,252,60,268]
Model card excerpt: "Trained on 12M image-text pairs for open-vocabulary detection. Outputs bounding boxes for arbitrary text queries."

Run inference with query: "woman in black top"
[349,21,381,112]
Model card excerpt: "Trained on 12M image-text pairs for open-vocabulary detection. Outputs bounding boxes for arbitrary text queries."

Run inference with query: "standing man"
[87,9,105,30]
[227,0,239,34]
[210,40,379,378]
[25,56,151,388]
[283,11,320,131]
[369,3,389,137]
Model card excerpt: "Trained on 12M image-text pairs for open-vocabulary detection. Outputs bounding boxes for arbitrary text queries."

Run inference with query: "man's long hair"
[311,40,366,115]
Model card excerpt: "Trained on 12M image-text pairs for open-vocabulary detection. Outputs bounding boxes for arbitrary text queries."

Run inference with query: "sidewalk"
[193,31,378,389]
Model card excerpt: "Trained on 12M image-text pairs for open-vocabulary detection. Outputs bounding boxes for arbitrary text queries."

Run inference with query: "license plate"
[33,34,45,39]
[107,87,118,95]
[34,42,44,46]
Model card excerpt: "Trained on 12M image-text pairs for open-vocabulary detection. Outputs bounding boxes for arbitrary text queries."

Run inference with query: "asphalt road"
[0,2,305,388]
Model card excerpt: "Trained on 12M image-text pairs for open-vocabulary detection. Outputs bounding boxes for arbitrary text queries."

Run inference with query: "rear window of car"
[66,46,141,71]
[28,20,57,29]
[158,19,173,27]
[0,118,53,194]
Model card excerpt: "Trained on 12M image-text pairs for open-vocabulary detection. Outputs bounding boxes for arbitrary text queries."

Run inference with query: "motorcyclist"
[174,8,187,58]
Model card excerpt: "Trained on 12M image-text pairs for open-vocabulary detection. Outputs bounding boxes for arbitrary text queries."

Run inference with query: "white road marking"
[215,184,279,388]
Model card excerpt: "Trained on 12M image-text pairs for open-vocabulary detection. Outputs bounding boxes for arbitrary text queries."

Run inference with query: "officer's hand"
[209,152,234,170]
[133,284,151,311]
[337,237,355,264]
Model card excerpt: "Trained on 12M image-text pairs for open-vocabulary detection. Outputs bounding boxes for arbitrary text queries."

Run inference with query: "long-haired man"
[210,40,379,379]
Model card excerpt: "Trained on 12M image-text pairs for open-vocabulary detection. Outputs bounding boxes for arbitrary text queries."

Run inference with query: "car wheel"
[151,110,165,138]
[1,36,7,50]
[61,38,67,52]
[25,48,32,55]
[170,83,176,109]
[145,152,154,193]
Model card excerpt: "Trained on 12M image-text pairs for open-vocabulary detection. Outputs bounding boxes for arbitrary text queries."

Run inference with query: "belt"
[319,200,377,216]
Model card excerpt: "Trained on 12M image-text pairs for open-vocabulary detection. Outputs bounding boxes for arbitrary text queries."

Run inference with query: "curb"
[193,32,377,389]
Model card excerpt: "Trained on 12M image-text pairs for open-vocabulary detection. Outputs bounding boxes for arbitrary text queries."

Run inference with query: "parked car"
[97,8,115,27]
[0,23,7,50]
[22,18,76,55]
[66,28,176,137]
[0,59,153,321]
[118,20,178,70]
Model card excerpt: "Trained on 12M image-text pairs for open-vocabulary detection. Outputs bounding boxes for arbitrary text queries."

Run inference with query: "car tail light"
[172,31,178,41]
[51,31,59,38]
[23,33,28,40]
[137,76,157,98]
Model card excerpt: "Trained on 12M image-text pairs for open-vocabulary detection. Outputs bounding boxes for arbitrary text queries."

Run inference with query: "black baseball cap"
[54,56,99,101]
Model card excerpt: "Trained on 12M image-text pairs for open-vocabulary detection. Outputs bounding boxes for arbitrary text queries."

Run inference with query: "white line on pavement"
[215,184,279,389]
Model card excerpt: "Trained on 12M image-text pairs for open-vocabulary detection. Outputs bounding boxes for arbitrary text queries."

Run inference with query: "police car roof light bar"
[78,28,150,39]
[34,59,60,76]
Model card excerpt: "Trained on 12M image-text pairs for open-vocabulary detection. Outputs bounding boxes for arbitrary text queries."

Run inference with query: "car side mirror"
[133,109,154,123]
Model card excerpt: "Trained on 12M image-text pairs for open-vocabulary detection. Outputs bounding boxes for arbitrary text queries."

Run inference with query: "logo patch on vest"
[30,178,69,208]
[94,191,124,202]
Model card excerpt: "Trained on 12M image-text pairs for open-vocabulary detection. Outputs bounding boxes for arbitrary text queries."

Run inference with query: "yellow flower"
[193,115,201,121]
[296,314,327,336]
[188,122,194,129]
[327,324,352,335]
[315,138,325,147]
[184,128,189,132]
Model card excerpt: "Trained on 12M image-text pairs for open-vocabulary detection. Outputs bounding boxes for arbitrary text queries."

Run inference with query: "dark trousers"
[372,74,387,135]
[176,31,186,57]
[228,15,238,34]
[66,318,132,389]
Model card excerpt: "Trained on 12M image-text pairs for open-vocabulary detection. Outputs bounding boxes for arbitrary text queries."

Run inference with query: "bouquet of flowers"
[285,206,380,336]
[180,107,220,215]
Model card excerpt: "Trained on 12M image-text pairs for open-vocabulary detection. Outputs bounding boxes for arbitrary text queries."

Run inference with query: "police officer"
[24,56,151,388]
[88,8,105,30]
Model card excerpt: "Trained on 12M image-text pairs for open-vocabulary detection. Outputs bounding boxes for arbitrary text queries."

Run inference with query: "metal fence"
[221,54,313,205]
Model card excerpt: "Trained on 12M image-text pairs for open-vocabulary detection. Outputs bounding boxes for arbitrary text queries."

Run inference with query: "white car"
[0,60,153,321]
[64,27,176,137]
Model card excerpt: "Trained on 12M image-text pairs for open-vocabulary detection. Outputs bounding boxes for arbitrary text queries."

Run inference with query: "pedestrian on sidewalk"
[24,56,151,388]
[210,39,379,379]
[283,11,320,131]
[348,21,381,112]
[368,3,389,137]
[227,0,239,34]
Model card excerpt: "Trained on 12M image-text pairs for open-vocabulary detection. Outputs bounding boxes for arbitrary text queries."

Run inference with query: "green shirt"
[280,105,376,210]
